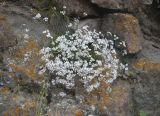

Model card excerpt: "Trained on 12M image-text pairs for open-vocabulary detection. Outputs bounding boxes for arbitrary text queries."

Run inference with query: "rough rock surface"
[51,0,97,17]
[90,0,153,10]
[0,15,17,52]
[0,0,160,116]
[101,13,143,54]
[90,0,133,9]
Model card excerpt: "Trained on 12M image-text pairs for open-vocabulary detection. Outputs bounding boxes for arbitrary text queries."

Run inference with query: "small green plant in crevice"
[139,110,146,116]
[35,79,50,116]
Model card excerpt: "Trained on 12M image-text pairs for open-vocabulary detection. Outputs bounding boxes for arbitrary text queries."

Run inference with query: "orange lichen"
[3,106,31,116]
[82,80,130,115]
[10,63,43,81]
[15,107,22,116]
[75,110,83,116]
[134,58,160,72]
[4,111,10,116]
[9,39,44,81]
[14,39,39,59]
[83,81,110,110]
[3,98,36,116]
[115,14,142,53]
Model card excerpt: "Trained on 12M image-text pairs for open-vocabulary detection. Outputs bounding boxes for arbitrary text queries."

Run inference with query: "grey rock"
[51,0,97,17]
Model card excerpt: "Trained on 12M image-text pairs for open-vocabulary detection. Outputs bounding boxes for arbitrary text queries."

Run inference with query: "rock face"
[0,0,160,116]
[101,13,143,54]
[82,80,132,115]
[90,0,153,10]
[0,15,17,52]
[132,58,160,115]
[51,0,97,17]
[90,0,132,9]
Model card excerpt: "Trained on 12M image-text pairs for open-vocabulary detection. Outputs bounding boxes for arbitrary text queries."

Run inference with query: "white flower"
[40,25,127,92]
[24,34,29,39]
[25,28,29,32]
[63,6,67,9]
[46,32,53,39]
[33,13,41,19]
[60,11,66,15]
[59,92,66,97]
[52,79,56,85]
[83,12,88,16]
[42,30,53,39]
[68,23,73,27]
[43,17,48,22]
[22,24,26,26]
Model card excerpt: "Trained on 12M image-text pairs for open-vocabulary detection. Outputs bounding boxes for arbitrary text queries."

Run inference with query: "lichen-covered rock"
[0,91,37,115]
[7,39,45,84]
[101,13,143,54]
[80,80,131,115]
[132,57,160,116]
[133,58,160,72]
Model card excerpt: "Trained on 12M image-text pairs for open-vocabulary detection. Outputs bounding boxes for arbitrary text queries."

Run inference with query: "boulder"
[101,13,143,54]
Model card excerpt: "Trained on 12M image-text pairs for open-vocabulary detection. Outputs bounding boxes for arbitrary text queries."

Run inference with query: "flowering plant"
[40,25,126,92]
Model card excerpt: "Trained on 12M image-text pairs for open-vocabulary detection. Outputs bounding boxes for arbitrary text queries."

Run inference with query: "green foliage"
[139,110,146,116]
[35,80,50,116]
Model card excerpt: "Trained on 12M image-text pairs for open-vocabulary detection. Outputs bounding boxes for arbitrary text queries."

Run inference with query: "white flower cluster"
[40,25,125,92]
[33,13,41,19]
[42,30,53,39]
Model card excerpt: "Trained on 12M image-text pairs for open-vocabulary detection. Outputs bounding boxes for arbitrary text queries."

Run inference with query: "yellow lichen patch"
[9,39,44,81]
[75,110,83,116]
[0,87,10,94]
[133,58,160,72]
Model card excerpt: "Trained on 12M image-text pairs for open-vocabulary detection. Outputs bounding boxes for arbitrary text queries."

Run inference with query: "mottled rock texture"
[0,15,17,51]
[101,13,143,54]
[0,0,160,116]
